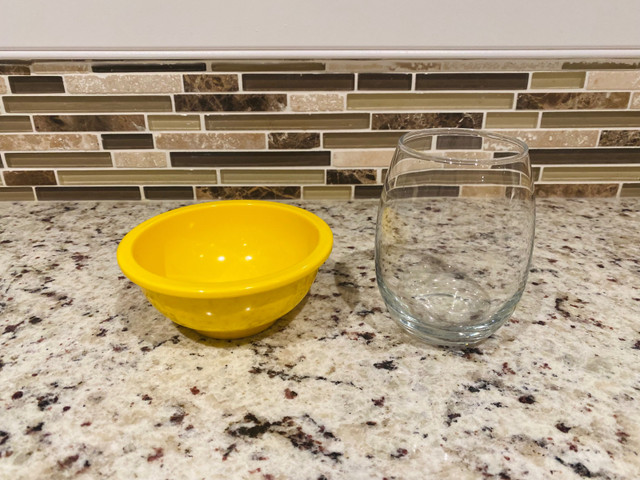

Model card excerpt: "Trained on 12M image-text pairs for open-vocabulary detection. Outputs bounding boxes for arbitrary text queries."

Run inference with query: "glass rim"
[397,128,529,166]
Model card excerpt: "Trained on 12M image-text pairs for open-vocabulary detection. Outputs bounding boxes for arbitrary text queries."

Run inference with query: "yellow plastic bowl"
[117,200,333,339]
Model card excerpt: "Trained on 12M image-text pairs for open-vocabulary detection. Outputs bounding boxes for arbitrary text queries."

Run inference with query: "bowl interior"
[130,203,321,285]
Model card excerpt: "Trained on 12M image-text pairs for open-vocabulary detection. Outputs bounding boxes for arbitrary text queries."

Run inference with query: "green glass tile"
[220,169,324,184]
[4,152,112,168]
[0,187,35,201]
[303,186,352,200]
[209,62,326,72]
[347,93,514,110]
[9,76,65,94]
[323,132,405,148]
[0,116,33,132]
[144,186,195,200]
[36,186,141,200]
[3,96,172,113]
[541,112,640,128]
[541,166,640,182]
[205,113,369,130]
[58,169,217,185]
[485,112,539,129]
[148,115,201,131]
[620,183,640,197]
[530,72,586,89]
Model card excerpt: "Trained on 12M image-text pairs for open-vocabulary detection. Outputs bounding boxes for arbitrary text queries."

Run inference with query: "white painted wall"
[0,0,639,58]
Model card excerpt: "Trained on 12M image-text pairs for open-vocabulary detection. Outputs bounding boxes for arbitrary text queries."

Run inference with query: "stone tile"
[3,96,172,113]
[175,94,286,112]
[144,186,194,200]
[562,60,640,70]
[0,134,100,151]
[332,149,394,167]
[36,186,141,201]
[326,169,377,184]
[530,72,585,89]
[205,113,369,130]
[3,170,56,186]
[599,130,640,146]
[416,73,528,90]
[541,166,640,182]
[0,63,30,75]
[113,152,168,168]
[31,62,91,73]
[9,76,65,94]
[220,169,324,184]
[155,133,265,150]
[183,74,238,92]
[5,152,112,168]
[0,187,35,201]
[302,186,352,200]
[210,62,325,72]
[0,76,6,94]
[541,111,640,128]
[530,148,640,165]
[372,113,482,130]
[485,112,539,129]
[358,74,412,90]
[171,151,329,167]
[534,183,618,197]
[620,183,640,197]
[65,74,183,94]
[441,59,563,71]
[486,129,599,148]
[325,60,441,73]
[348,92,513,110]
[196,186,301,200]
[586,71,640,90]
[102,134,154,150]
[632,93,640,109]
[517,92,629,109]
[268,132,320,149]
[147,115,201,131]
[92,63,206,73]
[289,94,344,112]
[0,116,33,132]
[58,169,217,185]
[34,115,146,132]
[244,74,354,91]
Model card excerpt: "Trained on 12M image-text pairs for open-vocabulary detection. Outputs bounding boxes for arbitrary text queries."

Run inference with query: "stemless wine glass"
[375,128,535,346]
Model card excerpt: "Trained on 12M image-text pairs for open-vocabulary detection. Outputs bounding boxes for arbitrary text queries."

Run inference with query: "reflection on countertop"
[0,199,638,479]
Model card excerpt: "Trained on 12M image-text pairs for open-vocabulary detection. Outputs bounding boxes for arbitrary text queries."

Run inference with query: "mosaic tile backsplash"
[1,58,640,201]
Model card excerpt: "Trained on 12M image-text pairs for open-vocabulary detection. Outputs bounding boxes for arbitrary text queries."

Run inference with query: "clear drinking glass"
[375,129,535,346]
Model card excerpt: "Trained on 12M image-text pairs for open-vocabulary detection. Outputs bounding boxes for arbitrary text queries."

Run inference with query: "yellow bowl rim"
[116,200,333,298]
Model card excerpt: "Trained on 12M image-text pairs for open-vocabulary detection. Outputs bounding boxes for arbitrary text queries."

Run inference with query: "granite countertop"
[0,199,639,479]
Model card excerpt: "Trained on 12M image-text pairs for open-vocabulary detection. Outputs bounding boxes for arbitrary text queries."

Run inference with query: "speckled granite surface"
[0,199,639,480]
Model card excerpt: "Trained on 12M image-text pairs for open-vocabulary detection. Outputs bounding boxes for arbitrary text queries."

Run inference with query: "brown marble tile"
[34,115,146,132]
[0,116,33,132]
[4,170,56,186]
[0,63,30,75]
[0,134,100,151]
[36,186,141,201]
[175,94,286,112]
[516,92,630,110]
[372,113,482,130]
[210,62,325,72]
[599,130,640,146]
[534,183,618,197]
[183,74,239,92]
[102,134,154,150]
[155,133,264,150]
[530,148,640,165]
[9,76,64,94]
[327,169,377,184]
[0,187,35,201]
[358,74,412,90]
[65,74,182,94]
[171,151,329,167]
[620,183,640,197]
[268,132,320,149]
[92,63,206,73]
[196,186,301,200]
[243,74,354,91]
[416,73,528,90]
[144,186,194,200]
